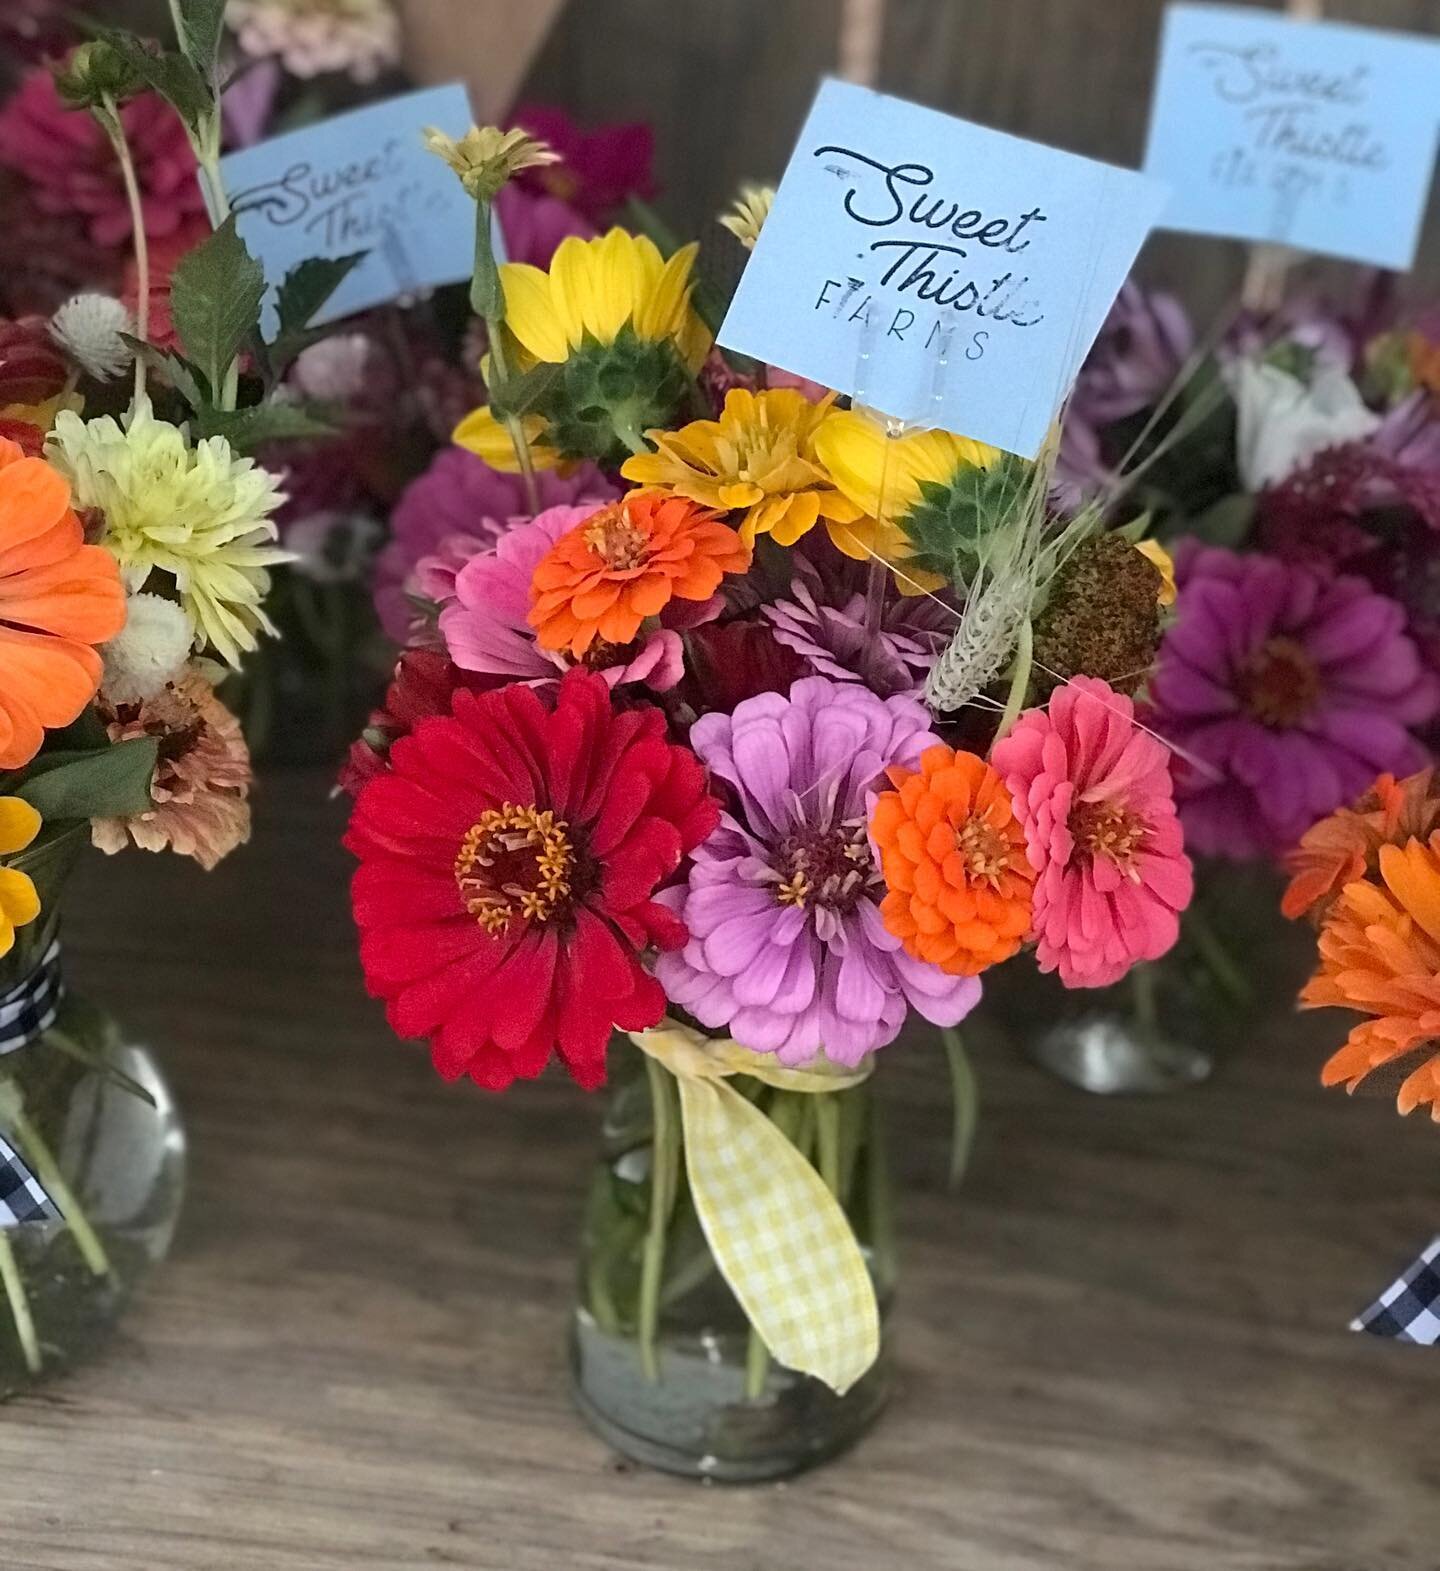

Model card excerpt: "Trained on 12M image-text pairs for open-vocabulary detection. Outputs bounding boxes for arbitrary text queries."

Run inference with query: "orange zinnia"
[0,437,126,769]
[1282,769,1440,922]
[1302,833,1440,1119]
[870,744,1035,976]
[528,492,750,659]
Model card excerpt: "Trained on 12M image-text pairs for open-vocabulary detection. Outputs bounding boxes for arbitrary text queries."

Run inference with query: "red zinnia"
[345,670,719,1091]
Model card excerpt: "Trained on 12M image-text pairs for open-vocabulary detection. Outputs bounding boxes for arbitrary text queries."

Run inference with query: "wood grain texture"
[0,771,1436,1568]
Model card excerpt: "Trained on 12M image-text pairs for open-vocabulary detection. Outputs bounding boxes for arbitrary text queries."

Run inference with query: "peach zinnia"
[0,436,125,769]
[528,492,749,659]
[1302,834,1440,1119]
[870,744,1035,976]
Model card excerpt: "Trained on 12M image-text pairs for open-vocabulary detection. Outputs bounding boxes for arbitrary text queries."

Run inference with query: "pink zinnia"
[509,105,656,224]
[993,677,1193,989]
[0,70,205,248]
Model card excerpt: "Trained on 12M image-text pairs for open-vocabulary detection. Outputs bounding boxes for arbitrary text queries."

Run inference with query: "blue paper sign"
[1144,4,1440,269]
[717,79,1168,459]
[217,84,479,332]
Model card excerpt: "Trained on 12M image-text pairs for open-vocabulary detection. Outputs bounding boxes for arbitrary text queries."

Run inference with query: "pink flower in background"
[493,182,595,269]
[654,679,982,1067]
[374,448,614,642]
[227,0,401,83]
[1150,546,1440,860]
[0,71,205,248]
[220,58,282,149]
[993,677,1192,989]
[438,502,704,693]
[510,105,656,224]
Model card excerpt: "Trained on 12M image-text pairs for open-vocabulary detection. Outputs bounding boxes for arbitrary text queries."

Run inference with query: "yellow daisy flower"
[620,388,863,547]
[454,229,714,472]
[718,184,775,251]
[0,797,42,959]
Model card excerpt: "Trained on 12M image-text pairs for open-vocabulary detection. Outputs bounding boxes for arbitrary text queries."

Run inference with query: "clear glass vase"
[0,829,187,1399]
[570,1040,894,1482]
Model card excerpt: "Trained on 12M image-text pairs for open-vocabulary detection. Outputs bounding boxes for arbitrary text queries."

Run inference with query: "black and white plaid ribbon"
[0,939,64,1228]
[1351,1236,1440,1345]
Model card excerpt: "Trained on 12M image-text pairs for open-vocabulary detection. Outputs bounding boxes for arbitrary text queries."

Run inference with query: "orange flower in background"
[1301,834,1440,1119]
[1282,769,1440,921]
[0,437,126,769]
[528,491,749,658]
[870,744,1035,975]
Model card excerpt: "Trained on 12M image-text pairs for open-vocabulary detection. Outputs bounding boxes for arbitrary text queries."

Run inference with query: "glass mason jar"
[0,827,187,1399]
[570,1039,894,1482]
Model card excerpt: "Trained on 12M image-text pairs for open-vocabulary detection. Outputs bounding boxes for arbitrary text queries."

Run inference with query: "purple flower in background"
[763,546,952,699]
[1223,295,1362,376]
[438,503,704,693]
[373,448,614,641]
[655,678,982,1066]
[1072,280,1194,427]
[493,182,595,268]
[1150,545,1439,860]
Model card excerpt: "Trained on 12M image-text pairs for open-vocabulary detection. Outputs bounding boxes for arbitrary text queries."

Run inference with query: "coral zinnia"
[1150,546,1439,859]
[345,671,719,1090]
[870,745,1035,976]
[47,400,290,668]
[620,389,864,547]
[1282,769,1440,922]
[528,491,749,659]
[992,677,1193,988]
[654,678,981,1066]
[0,436,125,769]
[1301,835,1440,1118]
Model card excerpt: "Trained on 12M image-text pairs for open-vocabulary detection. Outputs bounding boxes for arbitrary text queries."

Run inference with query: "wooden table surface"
[0,769,1436,1569]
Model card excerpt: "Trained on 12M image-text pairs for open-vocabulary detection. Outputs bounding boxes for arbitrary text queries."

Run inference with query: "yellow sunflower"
[620,388,864,547]
[0,796,42,958]
[454,230,714,472]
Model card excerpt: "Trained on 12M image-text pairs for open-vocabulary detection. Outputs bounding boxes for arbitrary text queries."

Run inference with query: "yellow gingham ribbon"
[629,1020,880,1395]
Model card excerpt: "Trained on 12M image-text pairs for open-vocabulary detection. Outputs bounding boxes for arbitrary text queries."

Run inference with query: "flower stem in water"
[0,1234,41,1375]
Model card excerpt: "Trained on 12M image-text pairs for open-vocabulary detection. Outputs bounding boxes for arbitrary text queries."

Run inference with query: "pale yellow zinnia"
[620,388,863,547]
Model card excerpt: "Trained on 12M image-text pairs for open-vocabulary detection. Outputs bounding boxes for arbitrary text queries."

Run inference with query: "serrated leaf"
[176,0,227,76]
[103,35,212,133]
[171,216,265,400]
[275,253,367,337]
[196,400,340,453]
[122,335,211,413]
[13,737,159,822]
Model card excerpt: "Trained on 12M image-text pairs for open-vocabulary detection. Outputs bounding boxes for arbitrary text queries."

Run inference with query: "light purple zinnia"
[373,448,614,642]
[1073,280,1194,427]
[763,548,952,699]
[654,678,982,1067]
[439,503,709,693]
[1150,545,1440,860]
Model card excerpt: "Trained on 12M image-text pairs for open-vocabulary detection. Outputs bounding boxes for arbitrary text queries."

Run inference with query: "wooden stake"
[838,0,886,88]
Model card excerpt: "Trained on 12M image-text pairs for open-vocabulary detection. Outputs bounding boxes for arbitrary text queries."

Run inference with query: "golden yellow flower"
[454,229,714,472]
[719,184,775,251]
[423,124,559,201]
[1136,538,1177,606]
[620,388,863,547]
[0,797,42,958]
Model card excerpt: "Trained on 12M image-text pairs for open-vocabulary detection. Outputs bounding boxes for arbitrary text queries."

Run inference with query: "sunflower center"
[1238,636,1321,728]
[955,814,1015,887]
[1070,797,1147,873]
[774,820,875,911]
[583,503,651,571]
[454,804,575,934]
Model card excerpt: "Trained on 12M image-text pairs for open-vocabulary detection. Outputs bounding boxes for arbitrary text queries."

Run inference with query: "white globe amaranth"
[49,294,135,382]
[102,593,195,703]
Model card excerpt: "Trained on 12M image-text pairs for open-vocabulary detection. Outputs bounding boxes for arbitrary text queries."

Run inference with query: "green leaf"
[900,454,1035,578]
[13,738,159,822]
[487,358,561,420]
[102,35,212,133]
[122,335,211,414]
[170,216,266,399]
[196,401,340,453]
[175,0,227,77]
[274,254,367,338]
[1188,493,1256,550]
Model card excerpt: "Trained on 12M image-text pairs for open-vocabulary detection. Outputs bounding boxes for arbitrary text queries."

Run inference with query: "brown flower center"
[955,814,1014,887]
[774,821,875,911]
[454,804,576,934]
[1070,798,1147,873]
[584,503,651,571]
[1238,636,1320,728]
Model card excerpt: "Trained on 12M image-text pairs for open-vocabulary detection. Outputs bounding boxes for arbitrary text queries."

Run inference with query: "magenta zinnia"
[345,670,719,1091]
[654,677,982,1066]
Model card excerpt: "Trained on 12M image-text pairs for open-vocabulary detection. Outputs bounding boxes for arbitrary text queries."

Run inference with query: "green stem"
[99,98,148,406]
[814,1093,843,1199]
[866,1088,896,1291]
[8,1104,113,1279]
[745,1319,771,1402]
[0,1233,40,1375]
[992,617,1034,746]
[1185,901,1254,1010]
[637,1056,678,1382]
[611,413,651,459]
[1131,963,1159,1036]
[941,1027,978,1192]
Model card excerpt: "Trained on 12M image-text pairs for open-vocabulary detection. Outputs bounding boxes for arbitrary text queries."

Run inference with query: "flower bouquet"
[342,124,1198,1480]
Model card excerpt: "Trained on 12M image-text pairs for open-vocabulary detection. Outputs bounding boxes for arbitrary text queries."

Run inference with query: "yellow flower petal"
[0,867,40,930]
[0,797,40,857]
[498,263,570,363]
[1137,539,1177,606]
[1380,840,1440,948]
[452,407,557,472]
[812,409,998,523]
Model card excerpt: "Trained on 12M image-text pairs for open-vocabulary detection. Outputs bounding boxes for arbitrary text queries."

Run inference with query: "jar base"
[1031,1014,1213,1095]
[569,1312,891,1483]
